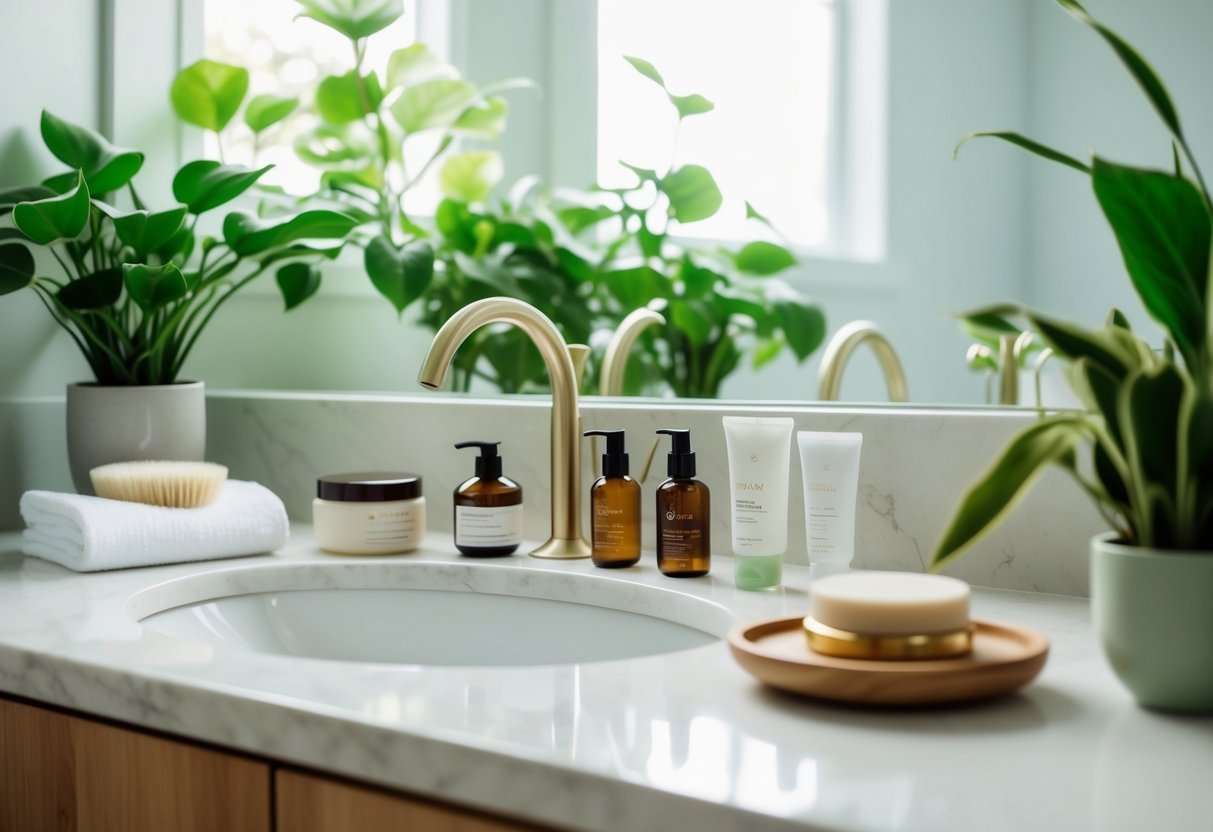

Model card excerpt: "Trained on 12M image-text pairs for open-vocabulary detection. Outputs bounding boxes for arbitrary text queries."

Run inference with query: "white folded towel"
[20,480,290,572]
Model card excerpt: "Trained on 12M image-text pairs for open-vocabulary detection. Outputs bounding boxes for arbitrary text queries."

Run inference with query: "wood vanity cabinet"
[0,696,540,832]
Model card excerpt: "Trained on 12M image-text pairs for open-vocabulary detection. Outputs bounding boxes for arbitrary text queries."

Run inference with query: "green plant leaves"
[276,262,322,310]
[98,204,187,255]
[40,111,144,193]
[1090,157,1209,366]
[57,267,123,309]
[388,78,477,133]
[0,244,35,295]
[438,150,503,203]
[453,96,509,141]
[296,0,402,41]
[662,165,722,224]
[316,71,383,124]
[172,161,273,214]
[604,265,666,312]
[954,131,1090,174]
[364,235,434,313]
[771,290,826,361]
[734,241,796,276]
[222,210,359,256]
[386,43,453,88]
[1118,364,1187,547]
[623,56,714,120]
[0,185,55,216]
[245,94,299,134]
[171,60,250,132]
[669,297,717,347]
[13,171,90,244]
[294,124,377,168]
[123,262,189,311]
[930,417,1088,571]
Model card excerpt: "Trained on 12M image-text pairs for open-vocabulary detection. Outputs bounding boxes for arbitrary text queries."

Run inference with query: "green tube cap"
[734,554,783,590]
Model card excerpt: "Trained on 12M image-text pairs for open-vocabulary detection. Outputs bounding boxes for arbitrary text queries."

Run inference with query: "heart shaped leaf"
[245,94,299,134]
[171,60,250,132]
[97,204,188,256]
[662,165,722,224]
[13,170,90,244]
[123,262,190,310]
[388,78,476,133]
[0,244,35,295]
[316,71,383,125]
[364,235,434,314]
[172,161,273,214]
[276,262,322,310]
[40,111,144,193]
[297,0,402,40]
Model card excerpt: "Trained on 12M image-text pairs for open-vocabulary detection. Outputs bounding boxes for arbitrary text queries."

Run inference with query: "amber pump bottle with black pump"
[583,429,641,568]
[654,429,710,577]
[453,441,523,556]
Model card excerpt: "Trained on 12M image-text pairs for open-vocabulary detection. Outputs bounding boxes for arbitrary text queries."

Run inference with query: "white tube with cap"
[797,431,863,576]
[723,416,793,590]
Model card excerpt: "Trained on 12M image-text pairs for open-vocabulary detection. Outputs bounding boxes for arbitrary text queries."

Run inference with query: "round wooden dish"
[728,616,1049,706]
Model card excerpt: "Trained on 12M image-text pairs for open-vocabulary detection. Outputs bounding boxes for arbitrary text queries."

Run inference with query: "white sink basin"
[132,560,729,667]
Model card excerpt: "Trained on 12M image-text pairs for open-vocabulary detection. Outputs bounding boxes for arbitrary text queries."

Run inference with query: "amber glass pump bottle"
[654,429,711,577]
[453,441,523,557]
[584,429,641,568]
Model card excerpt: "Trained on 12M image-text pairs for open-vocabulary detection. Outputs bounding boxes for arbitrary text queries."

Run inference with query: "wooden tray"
[728,616,1049,706]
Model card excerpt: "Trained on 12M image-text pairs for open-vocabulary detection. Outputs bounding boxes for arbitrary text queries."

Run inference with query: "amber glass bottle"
[654,429,711,577]
[584,429,641,568]
[453,441,523,557]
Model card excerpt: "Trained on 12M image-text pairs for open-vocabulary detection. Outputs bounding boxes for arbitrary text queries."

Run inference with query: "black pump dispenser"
[584,430,629,477]
[455,441,503,479]
[656,429,696,479]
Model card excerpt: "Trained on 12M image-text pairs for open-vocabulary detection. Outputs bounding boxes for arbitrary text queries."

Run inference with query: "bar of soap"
[809,571,970,635]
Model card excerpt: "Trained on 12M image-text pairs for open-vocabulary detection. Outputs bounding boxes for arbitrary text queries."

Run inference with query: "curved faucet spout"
[817,320,909,403]
[600,308,667,397]
[418,297,591,559]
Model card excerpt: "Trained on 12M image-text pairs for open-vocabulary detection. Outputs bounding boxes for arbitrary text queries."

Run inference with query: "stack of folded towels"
[20,481,290,572]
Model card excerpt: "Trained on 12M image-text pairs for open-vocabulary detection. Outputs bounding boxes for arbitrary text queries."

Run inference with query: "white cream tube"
[797,431,863,574]
[723,416,793,589]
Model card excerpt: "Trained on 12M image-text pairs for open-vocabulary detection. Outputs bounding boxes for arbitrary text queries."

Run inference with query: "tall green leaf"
[222,210,359,256]
[1090,157,1209,365]
[12,171,90,244]
[1118,365,1187,547]
[296,0,402,40]
[172,161,273,214]
[316,71,383,124]
[0,244,34,295]
[40,111,144,193]
[364,235,434,314]
[662,165,722,224]
[931,417,1088,570]
[171,60,250,132]
[954,130,1090,173]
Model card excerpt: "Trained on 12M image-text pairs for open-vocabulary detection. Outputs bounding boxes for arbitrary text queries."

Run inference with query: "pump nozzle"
[584,429,629,477]
[656,428,696,478]
[455,440,503,479]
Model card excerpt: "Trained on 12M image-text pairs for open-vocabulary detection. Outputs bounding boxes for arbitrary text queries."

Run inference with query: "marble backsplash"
[0,391,1107,596]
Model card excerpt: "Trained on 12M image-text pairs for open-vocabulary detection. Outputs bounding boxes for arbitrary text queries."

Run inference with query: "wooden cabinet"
[0,696,544,832]
[0,697,270,832]
[275,769,533,832]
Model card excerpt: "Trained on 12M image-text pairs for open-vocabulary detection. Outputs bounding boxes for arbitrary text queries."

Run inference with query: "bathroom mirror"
[0,0,1207,408]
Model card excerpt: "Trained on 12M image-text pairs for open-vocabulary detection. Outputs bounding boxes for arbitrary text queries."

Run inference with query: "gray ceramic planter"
[1091,532,1213,713]
[66,381,207,495]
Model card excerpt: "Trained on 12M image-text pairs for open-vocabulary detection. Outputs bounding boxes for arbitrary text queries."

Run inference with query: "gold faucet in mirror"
[817,320,909,402]
[418,298,592,559]
[596,309,666,481]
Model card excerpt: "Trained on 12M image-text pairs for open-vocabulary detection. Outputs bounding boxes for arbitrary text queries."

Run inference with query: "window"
[596,0,839,249]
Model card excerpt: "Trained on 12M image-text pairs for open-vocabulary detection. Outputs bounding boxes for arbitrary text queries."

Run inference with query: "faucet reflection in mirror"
[595,308,667,480]
[418,298,592,559]
[817,321,910,403]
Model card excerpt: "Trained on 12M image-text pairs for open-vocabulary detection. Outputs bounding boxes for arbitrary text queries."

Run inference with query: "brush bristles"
[89,461,229,508]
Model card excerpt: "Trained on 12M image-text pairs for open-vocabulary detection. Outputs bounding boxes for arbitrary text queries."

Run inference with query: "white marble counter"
[1,528,1209,832]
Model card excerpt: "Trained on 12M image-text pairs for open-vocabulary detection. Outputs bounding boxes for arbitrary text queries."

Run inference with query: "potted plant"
[0,112,355,492]
[932,0,1212,712]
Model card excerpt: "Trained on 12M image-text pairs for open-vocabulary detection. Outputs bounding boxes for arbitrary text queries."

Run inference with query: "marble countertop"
[1,528,1209,832]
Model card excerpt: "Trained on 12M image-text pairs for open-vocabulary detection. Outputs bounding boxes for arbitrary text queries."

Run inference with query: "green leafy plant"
[557,56,826,398]
[172,0,520,315]
[0,112,353,385]
[932,0,1213,568]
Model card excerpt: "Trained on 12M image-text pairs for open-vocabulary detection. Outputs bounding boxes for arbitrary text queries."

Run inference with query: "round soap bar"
[809,571,970,635]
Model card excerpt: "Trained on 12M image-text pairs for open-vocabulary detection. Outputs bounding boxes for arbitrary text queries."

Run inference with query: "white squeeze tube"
[723,416,794,590]
[797,431,863,577]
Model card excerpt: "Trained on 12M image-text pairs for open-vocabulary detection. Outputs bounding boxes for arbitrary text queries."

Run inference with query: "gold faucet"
[599,308,666,396]
[418,297,592,559]
[817,320,909,402]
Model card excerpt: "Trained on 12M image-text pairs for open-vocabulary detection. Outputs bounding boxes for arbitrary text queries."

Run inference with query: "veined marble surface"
[1,392,1108,595]
[1,528,1209,832]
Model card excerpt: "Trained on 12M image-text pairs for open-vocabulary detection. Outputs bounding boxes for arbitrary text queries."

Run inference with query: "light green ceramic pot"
[1091,533,1213,713]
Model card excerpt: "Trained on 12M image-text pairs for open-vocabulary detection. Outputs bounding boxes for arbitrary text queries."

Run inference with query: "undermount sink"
[131,559,729,667]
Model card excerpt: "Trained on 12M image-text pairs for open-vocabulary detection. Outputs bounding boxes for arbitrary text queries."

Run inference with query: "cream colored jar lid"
[809,571,970,635]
